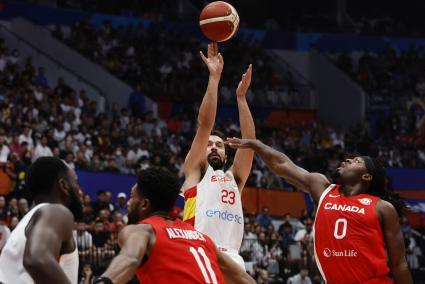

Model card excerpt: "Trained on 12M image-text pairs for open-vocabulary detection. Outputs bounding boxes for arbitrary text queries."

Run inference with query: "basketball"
[199,1,240,42]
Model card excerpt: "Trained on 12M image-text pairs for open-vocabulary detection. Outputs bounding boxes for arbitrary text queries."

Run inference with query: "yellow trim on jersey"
[183,197,196,221]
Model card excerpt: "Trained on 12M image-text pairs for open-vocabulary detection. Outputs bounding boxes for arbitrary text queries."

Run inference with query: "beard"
[69,189,83,221]
[208,154,225,170]
[127,209,140,225]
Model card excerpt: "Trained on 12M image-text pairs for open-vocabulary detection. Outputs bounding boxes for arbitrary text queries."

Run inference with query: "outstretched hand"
[225,137,256,149]
[200,42,224,79]
[236,64,252,97]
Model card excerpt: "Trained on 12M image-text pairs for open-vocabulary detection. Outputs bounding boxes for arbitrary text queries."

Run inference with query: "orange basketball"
[199,1,240,42]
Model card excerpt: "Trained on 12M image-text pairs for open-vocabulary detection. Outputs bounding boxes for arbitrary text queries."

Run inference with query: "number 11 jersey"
[314,184,392,284]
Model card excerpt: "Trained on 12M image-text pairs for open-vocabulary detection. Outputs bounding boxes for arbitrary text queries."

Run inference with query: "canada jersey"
[0,203,79,284]
[314,184,392,284]
[183,166,244,253]
[136,216,225,284]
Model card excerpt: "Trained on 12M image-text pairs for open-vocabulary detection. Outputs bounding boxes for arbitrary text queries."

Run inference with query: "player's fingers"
[207,43,213,58]
[200,51,208,64]
[213,42,218,55]
[218,53,224,64]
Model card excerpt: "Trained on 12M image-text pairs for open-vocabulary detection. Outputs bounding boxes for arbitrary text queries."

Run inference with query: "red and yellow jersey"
[183,166,244,254]
[314,184,392,284]
[136,216,225,284]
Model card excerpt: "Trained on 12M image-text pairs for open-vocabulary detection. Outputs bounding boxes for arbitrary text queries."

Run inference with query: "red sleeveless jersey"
[136,216,226,284]
[314,185,392,284]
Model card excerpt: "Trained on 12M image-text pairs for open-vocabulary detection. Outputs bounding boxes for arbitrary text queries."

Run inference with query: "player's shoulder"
[118,224,153,246]
[375,199,397,215]
[38,203,74,221]
[121,224,153,235]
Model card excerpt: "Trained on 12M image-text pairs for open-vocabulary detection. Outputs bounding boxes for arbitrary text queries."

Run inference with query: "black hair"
[136,168,179,212]
[26,157,69,198]
[361,156,407,217]
[211,130,226,141]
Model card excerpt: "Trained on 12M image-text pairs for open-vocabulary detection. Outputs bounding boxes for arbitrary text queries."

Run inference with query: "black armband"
[93,276,114,284]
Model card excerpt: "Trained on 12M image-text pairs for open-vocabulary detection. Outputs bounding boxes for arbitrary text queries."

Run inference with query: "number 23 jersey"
[183,166,244,253]
[314,184,392,284]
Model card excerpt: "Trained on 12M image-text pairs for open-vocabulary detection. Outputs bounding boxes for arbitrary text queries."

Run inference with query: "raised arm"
[230,64,256,191]
[23,204,74,284]
[216,249,256,284]
[226,138,329,203]
[377,201,413,284]
[101,224,152,284]
[183,42,224,190]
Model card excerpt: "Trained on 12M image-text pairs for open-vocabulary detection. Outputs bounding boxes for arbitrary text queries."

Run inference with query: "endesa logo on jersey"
[205,209,243,224]
[323,248,358,258]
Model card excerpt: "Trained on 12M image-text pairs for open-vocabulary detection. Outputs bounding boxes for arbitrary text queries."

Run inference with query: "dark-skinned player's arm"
[377,201,413,284]
[23,204,74,284]
[183,42,224,190]
[226,138,330,203]
[100,225,152,284]
[216,249,256,284]
[229,64,256,192]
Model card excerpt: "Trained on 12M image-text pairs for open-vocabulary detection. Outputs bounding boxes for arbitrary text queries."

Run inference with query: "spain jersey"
[183,166,244,268]
[314,184,393,284]
[0,203,78,284]
[136,216,225,284]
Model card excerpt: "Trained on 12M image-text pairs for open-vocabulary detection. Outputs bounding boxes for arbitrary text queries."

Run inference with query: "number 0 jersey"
[314,184,392,284]
[183,166,244,255]
[136,216,225,284]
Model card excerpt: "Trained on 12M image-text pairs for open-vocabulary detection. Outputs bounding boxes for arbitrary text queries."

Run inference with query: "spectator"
[32,136,53,161]
[294,219,313,247]
[0,196,6,219]
[0,130,9,163]
[17,198,29,219]
[0,214,11,253]
[92,190,109,213]
[104,191,115,212]
[128,83,146,118]
[34,67,48,87]
[79,263,95,284]
[288,267,312,284]
[76,222,93,251]
[18,126,34,151]
[115,192,127,215]
[256,207,273,229]
[8,216,19,231]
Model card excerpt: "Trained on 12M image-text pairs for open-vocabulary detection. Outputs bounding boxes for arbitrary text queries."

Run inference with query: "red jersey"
[136,216,226,284]
[314,184,392,284]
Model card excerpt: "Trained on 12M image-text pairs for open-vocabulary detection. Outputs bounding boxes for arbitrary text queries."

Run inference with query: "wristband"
[93,276,114,284]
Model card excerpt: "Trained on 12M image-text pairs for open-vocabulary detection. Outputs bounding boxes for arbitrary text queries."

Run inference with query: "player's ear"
[362,173,372,182]
[140,198,151,212]
[58,177,71,197]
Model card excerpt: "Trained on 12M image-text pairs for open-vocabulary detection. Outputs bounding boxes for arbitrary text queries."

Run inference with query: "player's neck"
[147,211,171,219]
[340,184,364,197]
[33,195,62,205]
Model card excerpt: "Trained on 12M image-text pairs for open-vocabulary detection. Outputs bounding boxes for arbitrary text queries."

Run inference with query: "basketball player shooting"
[182,42,255,269]
[0,157,83,284]
[93,168,255,284]
[226,138,413,284]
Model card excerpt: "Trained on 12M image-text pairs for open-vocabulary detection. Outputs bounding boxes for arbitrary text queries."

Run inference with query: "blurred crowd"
[52,20,309,107]
[329,44,425,168]
[53,0,425,38]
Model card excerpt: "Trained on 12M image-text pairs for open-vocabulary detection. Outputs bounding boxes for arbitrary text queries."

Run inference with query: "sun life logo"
[323,248,331,258]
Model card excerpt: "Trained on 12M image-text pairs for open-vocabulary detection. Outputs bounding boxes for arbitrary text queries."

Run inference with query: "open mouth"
[209,153,220,160]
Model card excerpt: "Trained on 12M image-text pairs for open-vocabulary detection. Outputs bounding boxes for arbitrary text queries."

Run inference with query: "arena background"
[0,0,424,283]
